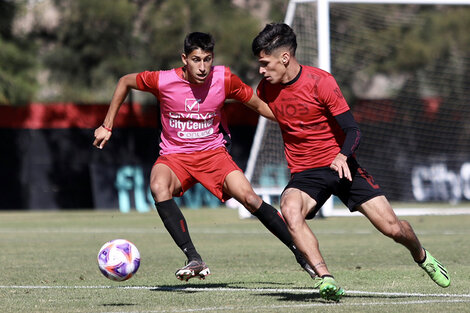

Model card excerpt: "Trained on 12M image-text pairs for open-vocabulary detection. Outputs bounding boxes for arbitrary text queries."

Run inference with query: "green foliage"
[0,0,16,38]
[138,0,260,82]
[330,5,470,102]
[0,37,38,105]
[38,0,261,102]
[0,1,38,105]
[3,1,470,104]
[42,0,137,102]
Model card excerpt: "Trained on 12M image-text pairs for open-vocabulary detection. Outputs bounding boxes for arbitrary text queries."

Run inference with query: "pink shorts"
[154,147,241,201]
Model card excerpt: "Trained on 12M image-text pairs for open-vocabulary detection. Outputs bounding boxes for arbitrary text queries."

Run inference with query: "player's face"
[182,48,214,84]
[257,50,287,84]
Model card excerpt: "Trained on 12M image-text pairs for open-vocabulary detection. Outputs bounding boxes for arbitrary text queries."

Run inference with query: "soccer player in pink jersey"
[252,23,450,301]
[93,32,315,281]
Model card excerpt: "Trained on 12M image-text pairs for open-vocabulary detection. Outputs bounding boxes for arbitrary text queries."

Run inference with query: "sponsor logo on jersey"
[169,100,217,139]
[185,98,201,112]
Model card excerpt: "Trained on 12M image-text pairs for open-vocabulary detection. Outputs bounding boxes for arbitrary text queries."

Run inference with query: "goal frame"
[242,0,470,217]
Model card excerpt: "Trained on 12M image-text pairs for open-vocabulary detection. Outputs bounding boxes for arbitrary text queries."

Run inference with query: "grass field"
[1,208,469,313]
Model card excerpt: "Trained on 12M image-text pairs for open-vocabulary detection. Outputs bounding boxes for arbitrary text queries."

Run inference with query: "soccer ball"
[97,239,140,281]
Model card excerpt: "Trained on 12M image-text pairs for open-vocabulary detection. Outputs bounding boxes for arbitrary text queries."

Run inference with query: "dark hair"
[184,32,215,55]
[252,23,297,57]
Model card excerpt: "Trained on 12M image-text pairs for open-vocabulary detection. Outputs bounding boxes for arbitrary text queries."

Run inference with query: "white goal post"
[239,0,470,218]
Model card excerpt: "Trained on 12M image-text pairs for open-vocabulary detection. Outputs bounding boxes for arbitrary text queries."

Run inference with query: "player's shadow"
[149,281,294,294]
[256,291,322,302]
[101,302,136,307]
[256,290,418,302]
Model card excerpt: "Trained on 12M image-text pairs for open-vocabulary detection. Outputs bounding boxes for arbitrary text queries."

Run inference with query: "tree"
[37,0,261,102]
[42,0,138,102]
[0,0,38,105]
[137,0,260,85]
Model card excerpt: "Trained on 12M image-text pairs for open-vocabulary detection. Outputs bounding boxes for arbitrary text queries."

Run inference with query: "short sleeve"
[317,75,350,116]
[136,71,160,96]
[224,67,253,103]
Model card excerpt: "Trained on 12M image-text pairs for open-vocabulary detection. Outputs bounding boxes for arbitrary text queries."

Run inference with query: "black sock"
[321,274,334,279]
[417,248,427,264]
[252,202,306,266]
[156,199,201,262]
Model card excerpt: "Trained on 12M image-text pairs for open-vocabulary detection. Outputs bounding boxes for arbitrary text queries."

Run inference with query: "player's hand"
[93,125,112,149]
[330,153,351,181]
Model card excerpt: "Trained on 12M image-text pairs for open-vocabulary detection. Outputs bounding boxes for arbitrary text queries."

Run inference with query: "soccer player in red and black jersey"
[93,32,316,282]
[252,23,450,301]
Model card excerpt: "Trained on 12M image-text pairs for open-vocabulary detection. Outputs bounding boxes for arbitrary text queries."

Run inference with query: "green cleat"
[314,276,345,301]
[419,249,450,288]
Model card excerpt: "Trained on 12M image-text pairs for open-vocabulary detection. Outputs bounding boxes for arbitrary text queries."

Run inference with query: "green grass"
[1,209,469,313]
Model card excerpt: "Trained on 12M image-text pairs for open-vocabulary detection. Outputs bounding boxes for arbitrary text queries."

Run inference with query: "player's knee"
[150,180,171,202]
[281,203,302,229]
[241,192,262,212]
[385,222,407,242]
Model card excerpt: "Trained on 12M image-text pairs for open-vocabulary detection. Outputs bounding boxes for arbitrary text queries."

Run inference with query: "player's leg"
[281,187,344,301]
[280,188,330,277]
[150,163,209,281]
[223,170,316,278]
[357,196,450,287]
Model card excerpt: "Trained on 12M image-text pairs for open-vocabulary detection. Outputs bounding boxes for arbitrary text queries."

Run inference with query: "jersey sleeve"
[224,67,253,103]
[136,71,160,97]
[317,74,349,116]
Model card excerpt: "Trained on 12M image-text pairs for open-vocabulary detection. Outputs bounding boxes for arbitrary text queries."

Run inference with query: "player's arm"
[93,73,138,149]
[330,110,361,181]
[318,75,360,181]
[224,67,276,121]
[336,110,361,157]
[244,93,276,121]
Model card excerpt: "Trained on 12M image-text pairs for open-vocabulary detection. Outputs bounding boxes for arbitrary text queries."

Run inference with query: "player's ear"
[181,53,188,66]
[281,52,290,65]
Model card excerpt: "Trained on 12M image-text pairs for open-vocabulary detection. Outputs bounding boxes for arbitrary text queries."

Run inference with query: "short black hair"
[184,32,215,55]
[252,23,297,57]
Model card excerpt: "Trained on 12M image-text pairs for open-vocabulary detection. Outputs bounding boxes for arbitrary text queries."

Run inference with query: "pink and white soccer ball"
[97,239,140,281]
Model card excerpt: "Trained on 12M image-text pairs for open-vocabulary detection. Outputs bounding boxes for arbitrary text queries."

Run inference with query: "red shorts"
[154,147,241,201]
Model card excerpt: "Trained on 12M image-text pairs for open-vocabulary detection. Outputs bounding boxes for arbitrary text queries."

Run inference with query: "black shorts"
[284,158,384,219]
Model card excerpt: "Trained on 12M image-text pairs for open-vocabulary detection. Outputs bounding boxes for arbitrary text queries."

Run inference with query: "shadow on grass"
[149,281,295,294]
[257,291,323,302]
[256,290,420,303]
[101,303,136,307]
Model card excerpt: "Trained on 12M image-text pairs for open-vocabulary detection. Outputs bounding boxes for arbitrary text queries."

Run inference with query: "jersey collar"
[282,65,302,86]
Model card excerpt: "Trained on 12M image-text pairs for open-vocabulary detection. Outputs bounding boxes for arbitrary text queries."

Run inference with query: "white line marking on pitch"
[2,285,470,313]
[1,285,469,299]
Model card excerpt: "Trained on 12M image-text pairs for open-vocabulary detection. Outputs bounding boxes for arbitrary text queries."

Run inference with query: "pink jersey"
[136,66,252,154]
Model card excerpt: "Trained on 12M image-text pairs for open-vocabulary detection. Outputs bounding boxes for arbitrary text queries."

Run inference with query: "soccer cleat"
[175,260,211,281]
[419,249,450,288]
[315,276,345,301]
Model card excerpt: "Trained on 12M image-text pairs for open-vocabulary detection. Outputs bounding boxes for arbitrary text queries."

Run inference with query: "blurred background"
[1,0,470,211]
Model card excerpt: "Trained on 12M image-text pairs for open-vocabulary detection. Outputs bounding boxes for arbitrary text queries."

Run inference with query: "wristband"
[101,124,112,132]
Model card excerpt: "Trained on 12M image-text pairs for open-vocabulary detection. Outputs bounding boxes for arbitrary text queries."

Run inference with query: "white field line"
[1,284,470,299]
[2,285,470,313]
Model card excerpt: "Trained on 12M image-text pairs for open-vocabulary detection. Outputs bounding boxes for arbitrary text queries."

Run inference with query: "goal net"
[241,0,470,217]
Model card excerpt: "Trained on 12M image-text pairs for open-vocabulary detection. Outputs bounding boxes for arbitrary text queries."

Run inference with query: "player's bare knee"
[150,180,171,202]
[241,192,262,212]
[281,204,301,229]
[386,222,406,242]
